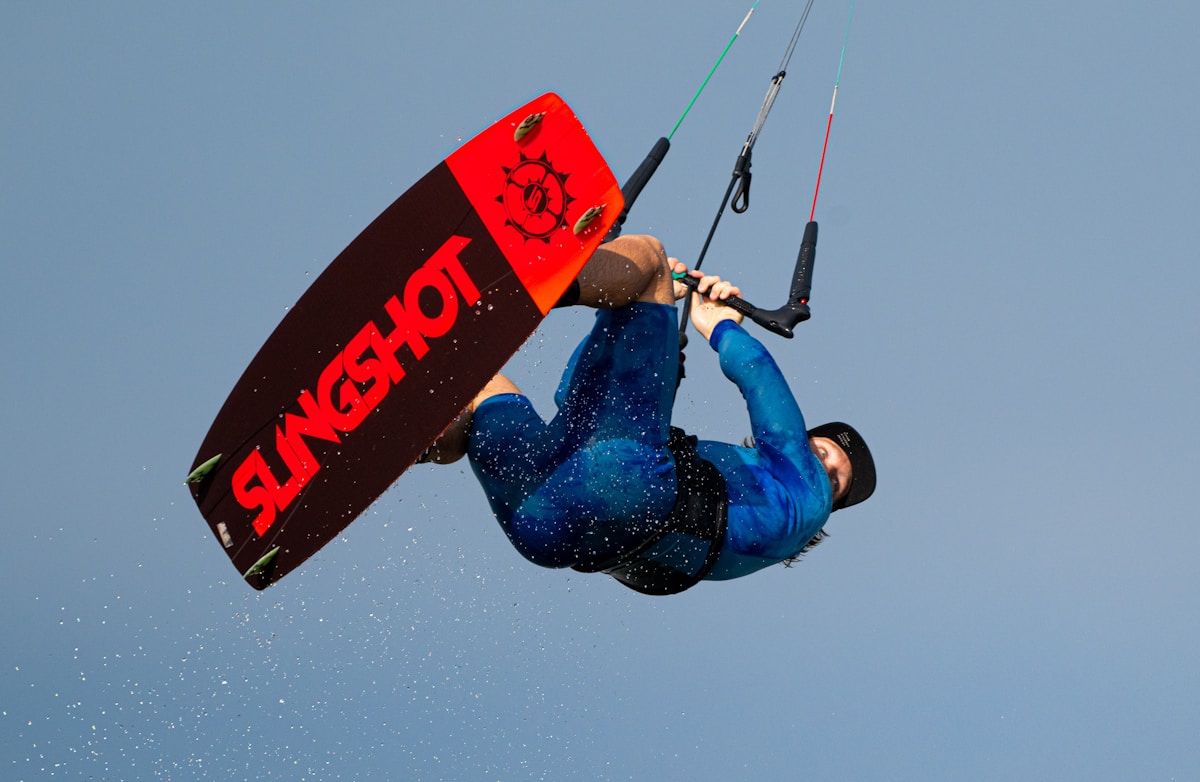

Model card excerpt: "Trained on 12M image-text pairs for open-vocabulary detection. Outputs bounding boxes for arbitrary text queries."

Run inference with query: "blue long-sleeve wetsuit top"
[467,303,832,581]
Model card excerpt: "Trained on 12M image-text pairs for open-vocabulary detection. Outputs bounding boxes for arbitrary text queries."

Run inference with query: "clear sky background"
[3,2,1198,779]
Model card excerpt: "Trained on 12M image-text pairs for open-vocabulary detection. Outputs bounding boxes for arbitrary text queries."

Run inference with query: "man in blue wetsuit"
[426,234,875,594]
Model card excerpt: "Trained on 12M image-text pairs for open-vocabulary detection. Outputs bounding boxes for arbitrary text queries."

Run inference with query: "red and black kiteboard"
[186,93,623,589]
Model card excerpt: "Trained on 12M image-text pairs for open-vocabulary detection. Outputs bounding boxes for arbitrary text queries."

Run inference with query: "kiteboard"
[186,93,623,589]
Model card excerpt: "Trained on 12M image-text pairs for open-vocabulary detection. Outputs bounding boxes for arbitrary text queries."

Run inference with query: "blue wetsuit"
[468,302,833,582]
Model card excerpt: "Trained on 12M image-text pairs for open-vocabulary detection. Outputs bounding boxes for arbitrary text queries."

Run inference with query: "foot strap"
[552,279,581,308]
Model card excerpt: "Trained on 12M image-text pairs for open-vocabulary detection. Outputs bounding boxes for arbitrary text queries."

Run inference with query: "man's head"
[807,422,876,511]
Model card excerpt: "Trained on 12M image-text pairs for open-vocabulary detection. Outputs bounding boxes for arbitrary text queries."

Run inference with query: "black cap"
[807,422,876,510]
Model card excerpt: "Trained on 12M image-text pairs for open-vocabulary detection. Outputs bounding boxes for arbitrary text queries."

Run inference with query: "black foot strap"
[552,279,581,308]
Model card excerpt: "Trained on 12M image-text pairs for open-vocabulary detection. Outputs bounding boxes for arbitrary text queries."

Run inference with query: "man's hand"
[685,269,743,341]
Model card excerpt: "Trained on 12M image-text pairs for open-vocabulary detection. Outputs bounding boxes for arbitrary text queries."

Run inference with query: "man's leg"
[418,375,521,464]
[422,235,677,464]
[572,234,677,308]
[467,301,681,567]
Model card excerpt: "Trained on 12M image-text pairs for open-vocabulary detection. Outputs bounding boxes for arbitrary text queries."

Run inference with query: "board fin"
[573,204,607,236]
[184,454,222,484]
[242,546,281,579]
[514,111,545,142]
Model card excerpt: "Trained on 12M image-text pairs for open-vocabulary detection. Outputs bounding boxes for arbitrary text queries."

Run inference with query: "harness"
[572,427,728,595]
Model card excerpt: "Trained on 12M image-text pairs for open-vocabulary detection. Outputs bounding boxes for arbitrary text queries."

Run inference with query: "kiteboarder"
[425,234,875,593]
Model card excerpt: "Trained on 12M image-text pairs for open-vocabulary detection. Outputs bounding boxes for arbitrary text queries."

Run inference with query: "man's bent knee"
[575,234,673,307]
[419,374,524,465]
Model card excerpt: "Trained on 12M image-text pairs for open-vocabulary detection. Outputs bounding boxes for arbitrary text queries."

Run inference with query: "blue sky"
[3,2,1198,779]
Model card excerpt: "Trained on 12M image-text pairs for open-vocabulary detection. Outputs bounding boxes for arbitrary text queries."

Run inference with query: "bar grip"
[790,220,817,306]
[678,275,808,339]
[606,137,671,241]
[676,220,817,339]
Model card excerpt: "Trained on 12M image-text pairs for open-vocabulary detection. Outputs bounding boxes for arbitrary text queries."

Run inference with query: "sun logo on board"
[498,151,575,243]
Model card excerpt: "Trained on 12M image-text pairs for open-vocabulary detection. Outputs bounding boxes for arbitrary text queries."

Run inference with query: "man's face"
[809,436,852,505]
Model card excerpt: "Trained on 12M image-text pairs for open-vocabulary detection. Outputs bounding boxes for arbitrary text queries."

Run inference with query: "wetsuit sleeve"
[700,320,833,571]
[709,320,810,463]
